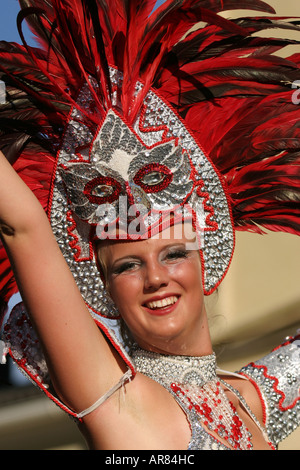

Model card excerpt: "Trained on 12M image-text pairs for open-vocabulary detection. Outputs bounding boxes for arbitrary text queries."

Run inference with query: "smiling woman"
[0,0,300,451]
[98,224,210,356]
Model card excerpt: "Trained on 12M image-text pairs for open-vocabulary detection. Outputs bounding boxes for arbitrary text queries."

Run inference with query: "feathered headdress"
[0,0,300,415]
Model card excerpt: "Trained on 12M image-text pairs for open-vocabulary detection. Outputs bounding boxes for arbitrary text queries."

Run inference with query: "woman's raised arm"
[0,151,124,413]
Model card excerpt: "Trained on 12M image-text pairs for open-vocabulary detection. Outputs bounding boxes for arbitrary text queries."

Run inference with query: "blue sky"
[0,0,166,45]
[0,0,32,43]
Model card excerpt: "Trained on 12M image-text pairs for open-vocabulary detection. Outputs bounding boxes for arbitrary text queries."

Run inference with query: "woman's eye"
[164,250,188,261]
[112,261,140,275]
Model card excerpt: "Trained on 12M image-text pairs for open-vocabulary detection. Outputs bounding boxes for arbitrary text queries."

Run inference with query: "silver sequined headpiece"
[51,70,234,321]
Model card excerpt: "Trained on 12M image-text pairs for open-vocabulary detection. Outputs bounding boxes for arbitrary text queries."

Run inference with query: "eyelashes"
[164,249,189,261]
[111,260,140,275]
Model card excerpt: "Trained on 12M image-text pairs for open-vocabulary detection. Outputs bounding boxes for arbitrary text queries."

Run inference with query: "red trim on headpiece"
[66,210,94,262]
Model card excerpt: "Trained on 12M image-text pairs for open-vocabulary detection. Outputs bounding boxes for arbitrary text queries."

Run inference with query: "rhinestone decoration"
[60,114,194,225]
[1,69,235,412]
[2,303,51,387]
[1,301,125,409]
[54,68,234,327]
[132,348,217,386]
[240,337,300,446]
[132,348,253,450]
[171,382,253,450]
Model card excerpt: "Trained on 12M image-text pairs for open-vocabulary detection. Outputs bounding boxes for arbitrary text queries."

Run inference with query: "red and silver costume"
[0,0,299,449]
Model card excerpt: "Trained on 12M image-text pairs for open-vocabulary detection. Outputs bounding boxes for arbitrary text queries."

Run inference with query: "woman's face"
[98,225,212,356]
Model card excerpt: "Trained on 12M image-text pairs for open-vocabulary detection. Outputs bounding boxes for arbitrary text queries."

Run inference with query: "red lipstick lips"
[143,294,180,316]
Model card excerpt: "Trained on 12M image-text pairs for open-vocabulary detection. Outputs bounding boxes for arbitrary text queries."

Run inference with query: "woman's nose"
[143,260,169,290]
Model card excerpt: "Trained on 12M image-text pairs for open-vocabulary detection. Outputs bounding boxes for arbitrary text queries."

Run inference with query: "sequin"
[240,337,300,446]
[132,348,255,450]
[54,69,234,322]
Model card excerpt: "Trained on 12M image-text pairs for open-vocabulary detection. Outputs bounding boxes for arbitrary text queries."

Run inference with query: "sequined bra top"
[131,335,300,450]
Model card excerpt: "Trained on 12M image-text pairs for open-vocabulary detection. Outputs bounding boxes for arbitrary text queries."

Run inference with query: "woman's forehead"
[98,222,198,260]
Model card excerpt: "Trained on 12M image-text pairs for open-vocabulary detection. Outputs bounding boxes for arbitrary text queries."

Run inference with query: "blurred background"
[0,0,299,451]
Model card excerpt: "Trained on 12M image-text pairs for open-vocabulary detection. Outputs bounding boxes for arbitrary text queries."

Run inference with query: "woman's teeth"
[146,296,178,310]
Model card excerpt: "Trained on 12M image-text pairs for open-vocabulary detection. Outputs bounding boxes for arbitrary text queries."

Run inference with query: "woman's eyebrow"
[111,254,141,264]
[107,254,142,272]
[159,242,187,252]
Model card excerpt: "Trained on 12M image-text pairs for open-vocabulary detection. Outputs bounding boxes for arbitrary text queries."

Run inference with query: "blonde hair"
[96,240,137,350]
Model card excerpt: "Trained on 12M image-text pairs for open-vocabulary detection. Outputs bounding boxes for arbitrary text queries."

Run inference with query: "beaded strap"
[77,369,132,419]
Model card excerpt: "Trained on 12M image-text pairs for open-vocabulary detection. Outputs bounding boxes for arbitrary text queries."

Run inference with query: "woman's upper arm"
[0,152,124,413]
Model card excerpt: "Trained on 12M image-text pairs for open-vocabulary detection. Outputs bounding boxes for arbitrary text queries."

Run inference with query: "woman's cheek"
[167,258,201,283]
[110,272,143,304]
